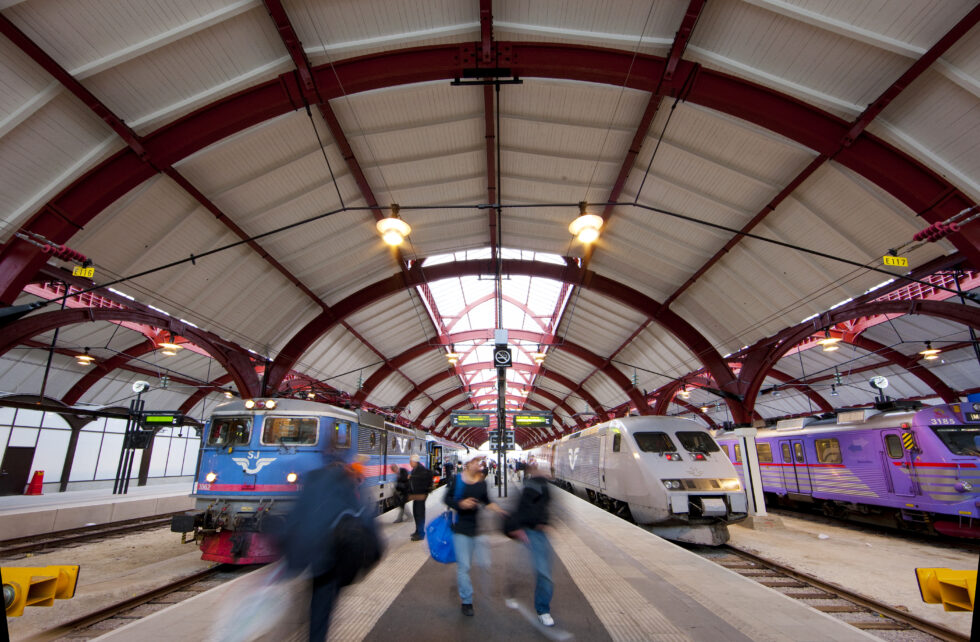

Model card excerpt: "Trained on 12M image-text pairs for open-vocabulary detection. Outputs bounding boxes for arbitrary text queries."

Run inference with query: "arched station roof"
[0,0,978,447]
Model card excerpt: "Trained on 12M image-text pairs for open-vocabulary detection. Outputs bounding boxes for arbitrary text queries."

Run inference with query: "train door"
[791,440,812,494]
[778,439,812,494]
[598,431,607,491]
[778,440,798,492]
[881,430,916,496]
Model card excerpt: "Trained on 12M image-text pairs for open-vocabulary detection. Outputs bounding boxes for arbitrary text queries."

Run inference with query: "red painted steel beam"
[61,339,157,405]
[666,5,980,306]
[4,41,978,304]
[842,335,958,403]
[263,259,736,403]
[0,308,261,397]
[738,298,980,414]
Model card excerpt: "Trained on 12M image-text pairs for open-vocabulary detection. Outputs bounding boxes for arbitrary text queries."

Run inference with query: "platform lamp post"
[113,381,147,495]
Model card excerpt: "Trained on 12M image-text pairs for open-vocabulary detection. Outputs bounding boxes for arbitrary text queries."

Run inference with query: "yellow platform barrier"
[2,565,80,617]
[915,567,976,612]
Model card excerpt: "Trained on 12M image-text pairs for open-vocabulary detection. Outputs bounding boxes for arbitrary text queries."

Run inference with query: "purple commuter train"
[714,402,980,537]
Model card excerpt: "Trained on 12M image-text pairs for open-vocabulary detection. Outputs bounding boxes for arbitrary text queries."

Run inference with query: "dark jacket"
[515,475,550,530]
[408,463,433,496]
[394,468,410,498]
[444,474,491,537]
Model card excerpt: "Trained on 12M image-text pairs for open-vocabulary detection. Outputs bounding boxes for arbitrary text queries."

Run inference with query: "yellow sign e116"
[71,266,95,278]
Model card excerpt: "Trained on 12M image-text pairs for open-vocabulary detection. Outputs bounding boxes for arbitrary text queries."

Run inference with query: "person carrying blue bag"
[442,454,507,617]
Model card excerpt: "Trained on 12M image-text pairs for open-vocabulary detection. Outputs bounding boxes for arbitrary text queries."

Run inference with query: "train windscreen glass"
[262,417,318,445]
[208,417,251,446]
[930,426,980,456]
[675,431,720,453]
[633,432,676,453]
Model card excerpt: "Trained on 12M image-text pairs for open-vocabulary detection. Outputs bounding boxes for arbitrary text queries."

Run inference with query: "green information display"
[513,413,552,428]
[139,412,184,428]
[451,412,491,428]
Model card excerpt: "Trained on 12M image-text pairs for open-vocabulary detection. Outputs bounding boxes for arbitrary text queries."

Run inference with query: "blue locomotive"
[171,398,431,564]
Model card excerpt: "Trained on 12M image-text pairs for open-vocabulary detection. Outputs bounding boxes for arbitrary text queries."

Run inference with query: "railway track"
[0,513,183,558]
[691,544,968,642]
[22,564,254,641]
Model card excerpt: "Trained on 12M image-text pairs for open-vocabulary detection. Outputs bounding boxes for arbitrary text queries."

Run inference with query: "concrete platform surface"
[728,511,977,639]
[0,481,193,540]
[96,486,877,641]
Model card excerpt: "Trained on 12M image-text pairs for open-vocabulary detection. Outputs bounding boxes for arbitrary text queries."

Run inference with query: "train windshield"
[675,431,720,453]
[263,417,319,445]
[633,432,677,453]
[208,417,251,446]
[930,425,980,456]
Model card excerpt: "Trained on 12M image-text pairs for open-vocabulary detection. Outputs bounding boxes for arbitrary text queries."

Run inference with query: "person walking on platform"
[507,459,556,627]
[390,463,410,523]
[445,454,507,616]
[408,453,433,541]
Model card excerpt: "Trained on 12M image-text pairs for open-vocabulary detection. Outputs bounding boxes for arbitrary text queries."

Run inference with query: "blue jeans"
[525,528,554,615]
[453,532,489,603]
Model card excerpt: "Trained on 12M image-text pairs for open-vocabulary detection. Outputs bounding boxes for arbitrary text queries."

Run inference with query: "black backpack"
[327,509,383,587]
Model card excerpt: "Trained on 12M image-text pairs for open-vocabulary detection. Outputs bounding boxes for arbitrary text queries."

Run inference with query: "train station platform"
[0,481,193,541]
[94,485,876,641]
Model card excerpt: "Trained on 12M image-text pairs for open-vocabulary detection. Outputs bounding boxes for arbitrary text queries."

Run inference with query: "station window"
[262,417,318,445]
[756,442,773,463]
[815,438,842,464]
[208,417,251,446]
[334,422,351,448]
[885,434,904,459]
[633,432,676,453]
[676,431,721,453]
[612,430,621,452]
[781,443,792,463]
[733,443,741,463]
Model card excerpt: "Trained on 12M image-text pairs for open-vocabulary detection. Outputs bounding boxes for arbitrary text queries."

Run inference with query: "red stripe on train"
[198,483,298,492]
[892,461,976,468]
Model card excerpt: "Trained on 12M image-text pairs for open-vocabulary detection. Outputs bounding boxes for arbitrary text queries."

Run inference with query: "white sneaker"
[504,598,519,609]
[538,613,555,627]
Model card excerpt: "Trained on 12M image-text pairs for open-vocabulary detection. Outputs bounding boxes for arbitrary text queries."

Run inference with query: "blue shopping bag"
[425,511,456,564]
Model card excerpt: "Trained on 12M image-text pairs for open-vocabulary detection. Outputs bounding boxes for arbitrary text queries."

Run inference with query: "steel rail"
[0,513,184,557]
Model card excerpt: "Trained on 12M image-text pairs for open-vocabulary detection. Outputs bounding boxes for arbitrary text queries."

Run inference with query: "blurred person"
[280,455,382,641]
[408,453,433,541]
[445,454,507,616]
[390,463,411,523]
[506,459,555,627]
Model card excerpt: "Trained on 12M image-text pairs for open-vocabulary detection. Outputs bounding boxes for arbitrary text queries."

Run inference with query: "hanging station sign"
[512,412,552,428]
[450,412,492,428]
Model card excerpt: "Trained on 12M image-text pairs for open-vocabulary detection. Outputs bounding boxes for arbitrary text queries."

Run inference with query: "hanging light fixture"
[75,348,95,366]
[700,404,710,413]
[819,329,841,352]
[530,346,546,364]
[679,386,690,399]
[919,341,940,360]
[376,204,411,246]
[830,384,839,396]
[568,201,603,244]
[224,390,234,399]
[446,344,460,365]
[159,331,182,356]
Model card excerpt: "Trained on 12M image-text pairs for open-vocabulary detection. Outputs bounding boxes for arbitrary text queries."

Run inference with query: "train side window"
[369,431,377,449]
[781,443,792,463]
[885,434,903,458]
[262,417,317,445]
[815,438,841,464]
[756,443,772,463]
[612,430,621,452]
[208,417,251,446]
[391,436,398,451]
[334,422,350,448]
[633,432,676,453]
[793,442,805,463]
[733,443,741,463]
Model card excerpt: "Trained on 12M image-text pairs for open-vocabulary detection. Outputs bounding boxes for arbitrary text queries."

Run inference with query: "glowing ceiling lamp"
[158,332,182,356]
[224,390,234,399]
[819,329,841,352]
[568,202,603,244]
[75,348,95,366]
[700,405,710,413]
[376,204,411,246]
[919,341,940,360]
[678,386,690,399]
[446,345,460,365]
[530,347,546,364]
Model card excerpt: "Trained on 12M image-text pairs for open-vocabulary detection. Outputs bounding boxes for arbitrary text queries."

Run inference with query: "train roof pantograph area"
[0,0,979,447]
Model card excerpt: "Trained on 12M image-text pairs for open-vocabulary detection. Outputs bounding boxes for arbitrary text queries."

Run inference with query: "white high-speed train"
[532,415,748,545]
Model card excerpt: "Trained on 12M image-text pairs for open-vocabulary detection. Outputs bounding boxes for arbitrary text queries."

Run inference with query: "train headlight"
[955,481,972,493]
[664,453,683,461]
[286,472,298,483]
[244,399,256,409]
[264,399,277,409]
[205,472,217,483]
[720,478,741,491]
[661,479,683,490]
